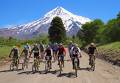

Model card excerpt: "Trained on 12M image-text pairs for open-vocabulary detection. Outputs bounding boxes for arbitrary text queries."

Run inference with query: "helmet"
[59,43,63,46]
[75,43,78,47]
[55,43,58,45]
[26,43,29,45]
[34,43,37,47]
[24,45,27,49]
[47,45,50,48]
[90,43,95,46]
[70,41,73,43]
[13,46,16,48]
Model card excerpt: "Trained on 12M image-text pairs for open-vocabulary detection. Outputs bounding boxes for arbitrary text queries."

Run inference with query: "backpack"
[46,48,51,55]
[24,48,29,55]
[58,47,64,55]
[33,46,39,53]
[13,48,19,57]
[40,44,44,52]
[72,47,79,55]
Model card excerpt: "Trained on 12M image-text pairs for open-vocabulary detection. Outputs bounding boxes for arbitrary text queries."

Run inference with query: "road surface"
[0,51,120,83]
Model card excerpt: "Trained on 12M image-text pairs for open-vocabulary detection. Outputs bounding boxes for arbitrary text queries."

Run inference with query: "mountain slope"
[0,7,91,39]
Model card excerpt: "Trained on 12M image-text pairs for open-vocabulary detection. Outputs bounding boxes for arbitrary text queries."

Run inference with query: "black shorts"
[45,56,52,60]
[58,54,64,61]
[34,53,39,58]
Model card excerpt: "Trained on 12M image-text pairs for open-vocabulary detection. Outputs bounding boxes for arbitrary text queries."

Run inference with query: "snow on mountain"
[0,7,91,39]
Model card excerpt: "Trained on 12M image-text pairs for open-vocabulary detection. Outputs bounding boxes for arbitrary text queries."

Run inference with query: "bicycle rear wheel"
[74,62,78,77]
[59,61,62,75]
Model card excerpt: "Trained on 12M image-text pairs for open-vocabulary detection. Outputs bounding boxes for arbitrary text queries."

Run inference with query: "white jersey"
[70,46,81,56]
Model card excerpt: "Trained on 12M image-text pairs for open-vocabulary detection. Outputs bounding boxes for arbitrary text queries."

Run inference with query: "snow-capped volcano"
[0,7,91,39]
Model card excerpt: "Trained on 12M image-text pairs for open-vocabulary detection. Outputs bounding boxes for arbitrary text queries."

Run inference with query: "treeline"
[77,12,120,46]
[0,35,49,46]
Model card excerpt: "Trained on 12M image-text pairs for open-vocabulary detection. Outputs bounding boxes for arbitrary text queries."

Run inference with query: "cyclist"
[30,44,40,62]
[9,46,19,60]
[57,43,66,67]
[52,43,59,61]
[26,43,31,51]
[9,46,19,69]
[20,45,30,69]
[68,41,74,59]
[88,43,97,69]
[39,43,45,59]
[44,45,53,69]
[70,44,82,69]
[30,44,40,57]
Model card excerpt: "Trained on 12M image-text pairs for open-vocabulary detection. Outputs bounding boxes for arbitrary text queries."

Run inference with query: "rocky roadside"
[97,48,120,66]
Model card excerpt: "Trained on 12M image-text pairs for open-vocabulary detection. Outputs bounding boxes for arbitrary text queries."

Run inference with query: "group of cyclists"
[9,41,97,75]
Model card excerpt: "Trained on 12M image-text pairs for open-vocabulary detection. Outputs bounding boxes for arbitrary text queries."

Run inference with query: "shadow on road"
[0,69,22,73]
[56,67,90,78]
[17,69,60,75]
[79,67,90,71]
[57,72,77,78]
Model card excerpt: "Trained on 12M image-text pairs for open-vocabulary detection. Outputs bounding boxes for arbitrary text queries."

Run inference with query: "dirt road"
[0,51,120,83]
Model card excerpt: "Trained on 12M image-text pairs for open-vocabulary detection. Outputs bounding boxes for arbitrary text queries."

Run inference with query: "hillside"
[97,42,120,66]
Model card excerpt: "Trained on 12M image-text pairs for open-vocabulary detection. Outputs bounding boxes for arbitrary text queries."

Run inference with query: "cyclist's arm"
[18,49,20,58]
[9,49,13,58]
[39,49,41,57]
[70,47,73,55]
[20,50,24,56]
[29,48,34,57]
[78,48,82,57]
[63,48,66,56]
[57,50,59,56]
[95,48,99,56]
[51,49,53,56]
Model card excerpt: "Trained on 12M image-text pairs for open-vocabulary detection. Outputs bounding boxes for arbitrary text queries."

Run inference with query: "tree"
[48,16,66,43]
[103,18,120,42]
[77,19,104,46]
[117,12,120,19]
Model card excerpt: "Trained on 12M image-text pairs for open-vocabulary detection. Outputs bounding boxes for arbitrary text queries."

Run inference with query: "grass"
[0,46,12,60]
[0,46,23,60]
[99,42,120,50]
[98,42,120,66]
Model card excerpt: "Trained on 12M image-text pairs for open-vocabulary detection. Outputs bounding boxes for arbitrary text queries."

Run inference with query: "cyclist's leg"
[53,51,55,61]
[61,54,64,67]
[58,55,60,65]
[50,56,52,69]
[55,51,57,60]
[12,58,15,67]
[72,58,75,69]
[77,58,80,68]
[89,55,92,65]
[34,53,38,66]
[15,57,18,66]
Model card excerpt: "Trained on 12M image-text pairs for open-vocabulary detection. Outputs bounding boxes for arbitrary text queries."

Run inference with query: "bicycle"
[10,58,19,71]
[45,56,51,73]
[73,57,78,77]
[89,54,95,71]
[32,57,40,72]
[58,55,64,75]
[22,57,29,70]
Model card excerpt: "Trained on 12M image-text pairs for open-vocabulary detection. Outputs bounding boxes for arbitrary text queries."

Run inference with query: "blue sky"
[0,0,120,28]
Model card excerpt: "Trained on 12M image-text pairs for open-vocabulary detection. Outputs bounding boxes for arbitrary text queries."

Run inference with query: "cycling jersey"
[58,47,66,55]
[31,46,39,58]
[45,48,52,56]
[23,49,29,58]
[71,46,81,57]
[11,48,19,58]
[88,46,96,54]
[39,44,45,52]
